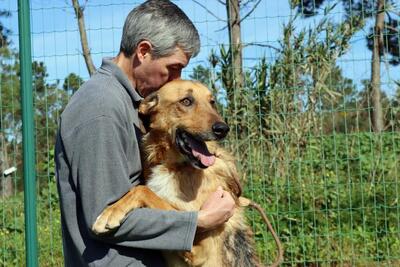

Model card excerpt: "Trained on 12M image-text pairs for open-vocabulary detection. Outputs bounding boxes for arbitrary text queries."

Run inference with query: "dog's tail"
[239,197,284,267]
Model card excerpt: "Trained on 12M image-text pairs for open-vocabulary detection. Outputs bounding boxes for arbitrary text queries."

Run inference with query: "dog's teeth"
[182,135,190,147]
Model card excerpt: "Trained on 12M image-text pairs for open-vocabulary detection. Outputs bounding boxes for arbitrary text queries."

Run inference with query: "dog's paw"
[92,206,126,234]
[182,251,195,265]
[181,249,207,267]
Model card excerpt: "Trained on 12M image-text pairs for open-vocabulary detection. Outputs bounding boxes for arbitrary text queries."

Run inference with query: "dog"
[92,80,283,267]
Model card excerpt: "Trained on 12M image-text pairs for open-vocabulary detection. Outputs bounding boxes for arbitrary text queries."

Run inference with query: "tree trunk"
[72,0,96,76]
[370,0,385,132]
[226,0,244,104]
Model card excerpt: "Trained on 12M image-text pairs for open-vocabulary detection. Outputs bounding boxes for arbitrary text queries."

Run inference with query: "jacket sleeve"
[69,115,197,251]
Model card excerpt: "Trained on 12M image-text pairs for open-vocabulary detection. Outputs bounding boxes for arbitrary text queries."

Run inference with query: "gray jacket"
[55,58,197,267]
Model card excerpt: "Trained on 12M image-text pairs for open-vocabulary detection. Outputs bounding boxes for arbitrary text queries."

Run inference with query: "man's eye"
[180,97,193,106]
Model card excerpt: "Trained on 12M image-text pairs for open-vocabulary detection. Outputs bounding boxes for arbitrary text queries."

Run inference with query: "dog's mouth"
[175,128,216,169]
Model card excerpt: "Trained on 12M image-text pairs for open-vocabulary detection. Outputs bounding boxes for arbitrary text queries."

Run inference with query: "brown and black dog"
[92,80,282,267]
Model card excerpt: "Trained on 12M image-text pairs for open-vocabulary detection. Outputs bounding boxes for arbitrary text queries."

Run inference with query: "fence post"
[18,0,38,266]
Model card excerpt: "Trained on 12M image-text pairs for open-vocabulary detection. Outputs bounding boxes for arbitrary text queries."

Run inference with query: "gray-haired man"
[55,1,235,266]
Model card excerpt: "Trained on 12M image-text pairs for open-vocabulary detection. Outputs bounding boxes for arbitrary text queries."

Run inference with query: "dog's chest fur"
[146,165,184,206]
[146,163,218,210]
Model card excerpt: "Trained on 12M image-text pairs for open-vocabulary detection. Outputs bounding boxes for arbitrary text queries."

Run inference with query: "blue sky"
[2,0,399,96]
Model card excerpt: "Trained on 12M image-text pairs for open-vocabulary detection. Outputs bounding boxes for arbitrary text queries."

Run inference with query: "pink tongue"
[192,149,215,167]
[184,133,216,167]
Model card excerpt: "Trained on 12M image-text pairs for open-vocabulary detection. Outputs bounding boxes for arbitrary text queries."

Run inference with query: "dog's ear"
[223,158,242,197]
[139,92,159,115]
[227,170,242,198]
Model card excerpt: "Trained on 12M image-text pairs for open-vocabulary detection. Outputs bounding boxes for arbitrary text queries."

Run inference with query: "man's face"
[134,47,191,97]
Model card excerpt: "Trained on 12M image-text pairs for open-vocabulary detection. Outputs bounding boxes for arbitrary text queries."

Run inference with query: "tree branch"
[385,24,399,32]
[216,0,226,5]
[240,0,262,23]
[244,42,282,52]
[192,0,225,21]
[71,0,96,76]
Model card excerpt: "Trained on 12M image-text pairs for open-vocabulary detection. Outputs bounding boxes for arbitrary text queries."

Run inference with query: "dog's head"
[139,80,229,169]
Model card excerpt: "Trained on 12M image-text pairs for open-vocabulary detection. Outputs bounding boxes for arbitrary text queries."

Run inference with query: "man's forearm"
[92,208,198,251]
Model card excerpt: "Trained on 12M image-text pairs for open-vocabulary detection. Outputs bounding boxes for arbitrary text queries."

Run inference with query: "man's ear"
[136,40,152,62]
[139,92,158,115]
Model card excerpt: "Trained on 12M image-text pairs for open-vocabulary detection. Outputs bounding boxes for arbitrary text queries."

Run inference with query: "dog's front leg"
[92,185,175,234]
[180,231,213,266]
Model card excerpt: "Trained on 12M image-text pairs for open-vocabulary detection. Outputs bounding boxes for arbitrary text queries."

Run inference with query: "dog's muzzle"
[175,128,215,169]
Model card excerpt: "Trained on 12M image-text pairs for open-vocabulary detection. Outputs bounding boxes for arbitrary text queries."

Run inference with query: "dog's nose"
[212,122,230,139]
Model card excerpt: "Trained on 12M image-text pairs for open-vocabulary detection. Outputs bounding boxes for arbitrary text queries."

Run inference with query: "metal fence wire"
[1,0,400,266]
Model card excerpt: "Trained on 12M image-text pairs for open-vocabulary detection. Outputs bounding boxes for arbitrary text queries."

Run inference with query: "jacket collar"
[98,57,143,105]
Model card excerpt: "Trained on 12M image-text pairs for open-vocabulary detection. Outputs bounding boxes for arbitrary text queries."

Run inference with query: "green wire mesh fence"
[1,0,400,266]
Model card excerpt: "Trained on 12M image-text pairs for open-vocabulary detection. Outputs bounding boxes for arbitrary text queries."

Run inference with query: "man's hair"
[120,0,200,58]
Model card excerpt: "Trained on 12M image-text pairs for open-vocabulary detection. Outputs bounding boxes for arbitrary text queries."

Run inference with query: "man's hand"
[197,186,235,232]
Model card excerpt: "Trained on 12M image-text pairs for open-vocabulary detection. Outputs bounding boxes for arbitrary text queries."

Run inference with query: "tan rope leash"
[239,197,284,267]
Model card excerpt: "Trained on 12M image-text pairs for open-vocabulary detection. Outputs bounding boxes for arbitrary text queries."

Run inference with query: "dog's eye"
[210,99,216,106]
[180,97,193,106]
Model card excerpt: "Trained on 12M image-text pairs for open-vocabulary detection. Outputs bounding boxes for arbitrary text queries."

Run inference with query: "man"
[55,1,236,266]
